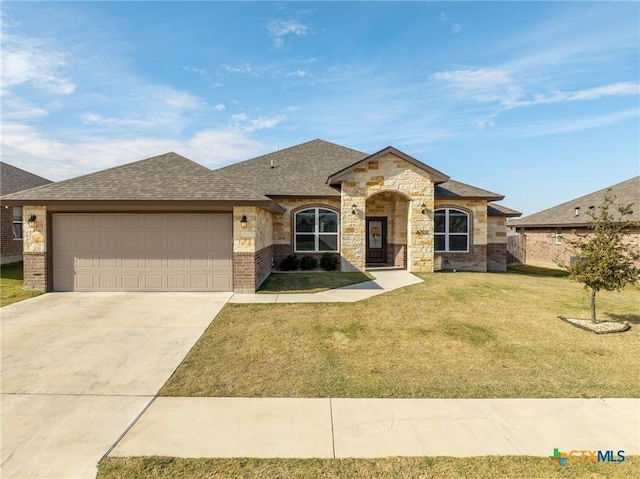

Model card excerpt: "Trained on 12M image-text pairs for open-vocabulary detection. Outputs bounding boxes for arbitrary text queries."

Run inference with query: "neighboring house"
[0,162,52,265]
[2,139,520,293]
[507,176,640,268]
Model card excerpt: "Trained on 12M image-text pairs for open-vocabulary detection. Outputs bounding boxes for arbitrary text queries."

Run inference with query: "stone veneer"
[233,206,274,292]
[22,206,48,290]
[340,153,435,272]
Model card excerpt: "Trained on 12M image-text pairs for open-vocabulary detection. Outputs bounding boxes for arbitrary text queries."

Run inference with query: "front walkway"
[229,269,423,303]
[109,397,640,458]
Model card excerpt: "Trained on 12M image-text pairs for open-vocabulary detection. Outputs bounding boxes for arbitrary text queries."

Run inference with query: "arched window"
[294,208,339,252]
[434,208,469,252]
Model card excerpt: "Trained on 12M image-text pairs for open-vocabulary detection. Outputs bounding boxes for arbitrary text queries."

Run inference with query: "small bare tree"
[558,190,640,323]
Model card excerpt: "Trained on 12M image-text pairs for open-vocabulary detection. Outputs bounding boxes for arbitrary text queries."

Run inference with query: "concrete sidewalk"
[110,397,640,459]
[229,269,423,303]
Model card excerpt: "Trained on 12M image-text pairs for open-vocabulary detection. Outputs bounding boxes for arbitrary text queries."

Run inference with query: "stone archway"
[365,190,410,267]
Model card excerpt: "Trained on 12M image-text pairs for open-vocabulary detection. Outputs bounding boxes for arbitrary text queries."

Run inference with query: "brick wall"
[23,252,47,290]
[1,207,23,264]
[233,245,273,293]
[487,243,507,272]
[434,244,487,272]
[519,228,577,268]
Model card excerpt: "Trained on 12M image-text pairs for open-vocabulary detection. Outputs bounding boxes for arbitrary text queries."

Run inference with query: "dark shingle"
[1,152,270,203]
[436,180,504,200]
[488,203,522,217]
[1,162,52,196]
[216,139,368,197]
[509,176,640,227]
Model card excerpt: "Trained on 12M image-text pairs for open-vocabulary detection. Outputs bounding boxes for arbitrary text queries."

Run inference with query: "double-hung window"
[435,208,469,252]
[12,207,23,239]
[294,208,339,252]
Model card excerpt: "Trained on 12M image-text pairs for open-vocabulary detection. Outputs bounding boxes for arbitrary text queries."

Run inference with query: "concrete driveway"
[1,292,231,479]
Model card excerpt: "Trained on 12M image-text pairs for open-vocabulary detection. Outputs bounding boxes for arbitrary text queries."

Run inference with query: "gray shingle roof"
[1,152,273,204]
[435,180,504,200]
[0,162,52,196]
[509,176,640,227]
[216,139,368,197]
[488,203,522,217]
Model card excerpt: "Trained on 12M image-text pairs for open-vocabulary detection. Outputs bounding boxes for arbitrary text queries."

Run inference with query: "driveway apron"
[1,292,231,479]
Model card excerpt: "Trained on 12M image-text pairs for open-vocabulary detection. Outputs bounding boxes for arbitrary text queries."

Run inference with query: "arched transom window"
[435,208,469,252]
[294,208,339,252]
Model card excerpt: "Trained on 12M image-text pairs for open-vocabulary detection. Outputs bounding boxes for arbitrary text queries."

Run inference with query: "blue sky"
[1,1,638,216]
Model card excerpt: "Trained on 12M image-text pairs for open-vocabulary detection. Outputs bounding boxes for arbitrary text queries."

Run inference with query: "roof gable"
[327,146,450,185]
[1,152,274,206]
[510,176,640,227]
[0,162,52,196]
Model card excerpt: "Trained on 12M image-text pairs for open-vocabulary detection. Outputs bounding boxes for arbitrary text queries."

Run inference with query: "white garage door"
[53,213,233,291]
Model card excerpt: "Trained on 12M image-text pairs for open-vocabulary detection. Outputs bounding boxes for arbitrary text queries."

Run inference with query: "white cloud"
[266,19,310,48]
[79,113,156,128]
[0,122,269,181]
[1,96,49,120]
[450,23,463,34]
[1,31,75,95]
[153,87,202,110]
[222,63,258,76]
[431,68,519,104]
[213,103,226,111]
[288,70,310,78]
[229,114,283,132]
[499,109,639,138]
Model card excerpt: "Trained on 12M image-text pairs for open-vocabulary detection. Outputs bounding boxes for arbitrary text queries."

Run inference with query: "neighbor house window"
[435,208,469,252]
[294,208,339,252]
[12,207,23,239]
[555,228,563,244]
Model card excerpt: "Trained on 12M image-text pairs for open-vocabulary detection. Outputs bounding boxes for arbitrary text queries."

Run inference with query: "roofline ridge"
[516,175,640,222]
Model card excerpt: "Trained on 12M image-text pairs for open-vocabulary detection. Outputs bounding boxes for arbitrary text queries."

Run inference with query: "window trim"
[555,228,563,245]
[294,207,340,253]
[12,207,23,240]
[434,208,470,253]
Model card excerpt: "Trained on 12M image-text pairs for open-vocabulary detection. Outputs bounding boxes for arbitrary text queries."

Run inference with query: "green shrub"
[300,256,318,270]
[280,254,300,271]
[320,252,339,271]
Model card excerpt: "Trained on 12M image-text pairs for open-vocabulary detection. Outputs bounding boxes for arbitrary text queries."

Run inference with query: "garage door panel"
[53,213,233,292]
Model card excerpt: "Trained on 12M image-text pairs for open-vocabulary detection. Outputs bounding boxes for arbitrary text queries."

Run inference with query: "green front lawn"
[98,456,639,479]
[257,271,373,294]
[0,262,42,307]
[160,271,639,398]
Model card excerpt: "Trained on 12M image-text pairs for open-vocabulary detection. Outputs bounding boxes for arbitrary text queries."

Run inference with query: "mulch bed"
[558,316,631,334]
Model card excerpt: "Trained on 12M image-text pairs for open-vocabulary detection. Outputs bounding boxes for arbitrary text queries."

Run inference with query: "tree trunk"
[590,288,597,324]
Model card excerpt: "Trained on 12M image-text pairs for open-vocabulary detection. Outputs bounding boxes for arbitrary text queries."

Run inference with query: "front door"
[366,217,387,264]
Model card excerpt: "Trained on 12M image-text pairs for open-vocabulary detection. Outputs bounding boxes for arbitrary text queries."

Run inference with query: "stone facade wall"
[435,200,488,246]
[232,206,275,292]
[21,206,48,290]
[1,207,22,264]
[487,216,508,271]
[271,198,341,245]
[488,216,507,244]
[435,244,487,272]
[340,153,435,272]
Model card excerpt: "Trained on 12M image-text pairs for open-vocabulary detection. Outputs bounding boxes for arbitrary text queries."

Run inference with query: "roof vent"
[575,206,580,217]
[270,159,275,169]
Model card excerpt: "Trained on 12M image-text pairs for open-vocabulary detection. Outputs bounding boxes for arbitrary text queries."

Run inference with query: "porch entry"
[366,217,387,264]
